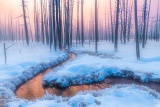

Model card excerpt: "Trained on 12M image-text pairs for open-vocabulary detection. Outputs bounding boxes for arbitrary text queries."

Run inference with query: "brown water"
[16,53,160,100]
[16,53,75,100]
[45,78,160,97]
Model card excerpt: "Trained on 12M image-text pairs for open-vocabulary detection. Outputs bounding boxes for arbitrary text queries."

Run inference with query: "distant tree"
[56,0,62,50]
[122,0,129,44]
[145,0,151,44]
[49,0,53,51]
[134,0,140,60]
[155,0,159,42]
[52,0,57,51]
[76,0,80,45]
[81,0,84,46]
[10,11,14,42]
[40,0,45,44]
[22,0,29,45]
[44,0,49,44]
[114,0,120,52]
[142,0,147,48]
[70,0,74,47]
[95,0,98,53]
[110,0,114,43]
[127,0,133,42]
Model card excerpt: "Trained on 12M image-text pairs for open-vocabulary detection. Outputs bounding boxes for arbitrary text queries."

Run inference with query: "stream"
[16,53,160,100]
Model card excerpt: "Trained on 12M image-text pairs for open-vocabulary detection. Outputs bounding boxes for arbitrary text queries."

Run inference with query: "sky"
[0,0,160,30]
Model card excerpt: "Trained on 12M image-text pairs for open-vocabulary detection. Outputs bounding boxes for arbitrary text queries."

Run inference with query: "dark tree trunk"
[76,0,80,45]
[142,0,147,48]
[22,0,29,45]
[110,0,114,43]
[134,0,140,60]
[95,0,98,53]
[81,0,84,46]
[114,0,120,52]
[41,0,45,44]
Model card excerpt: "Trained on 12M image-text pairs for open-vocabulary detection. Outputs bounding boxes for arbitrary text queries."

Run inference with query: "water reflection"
[45,78,160,97]
[16,53,160,100]
[16,53,75,100]
[16,73,160,100]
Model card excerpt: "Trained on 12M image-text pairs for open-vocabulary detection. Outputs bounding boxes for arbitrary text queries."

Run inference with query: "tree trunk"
[114,0,120,52]
[81,0,84,46]
[134,0,140,60]
[22,0,29,45]
[95,0,98,53]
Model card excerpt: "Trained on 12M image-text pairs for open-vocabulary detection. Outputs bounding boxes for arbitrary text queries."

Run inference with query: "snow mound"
[42,65,158,88]
[0,53,69,98]
[6,84,160,107]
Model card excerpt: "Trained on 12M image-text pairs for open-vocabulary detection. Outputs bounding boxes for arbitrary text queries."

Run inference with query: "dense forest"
[1,1,160,106]
[0,0,159,59]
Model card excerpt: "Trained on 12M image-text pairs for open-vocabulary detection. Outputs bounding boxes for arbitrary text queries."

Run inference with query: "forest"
[0,0,160,107]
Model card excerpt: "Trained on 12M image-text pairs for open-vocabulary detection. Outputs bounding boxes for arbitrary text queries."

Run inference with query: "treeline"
[0,0,160,59]
[0,13,25,43]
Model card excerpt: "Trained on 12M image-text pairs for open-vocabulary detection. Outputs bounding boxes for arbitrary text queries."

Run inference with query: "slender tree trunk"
[22,0,29,45]
[49,0,53,51]
[81,0,84,46]
[52,0,57,51]
[41,0,45,44]
[95,0,98,53]
[4,43,7,65]
[70,0,74,47]
[114,0,120,52]
[110,0,114,43]
[134,0,140,60]
[142,0,147,48]
[76,0,80,45]
[56,0,62,50]
[145,0,151,44]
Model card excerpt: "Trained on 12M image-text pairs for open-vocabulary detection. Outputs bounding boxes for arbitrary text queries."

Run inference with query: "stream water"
[16,53,160,100]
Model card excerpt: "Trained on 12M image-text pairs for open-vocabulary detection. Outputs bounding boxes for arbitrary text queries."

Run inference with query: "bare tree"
[49,0,53,50]
[110,0,114,43]
[134,0,140,60]
[56,0,62,50]
[70,0,74,46]
[95,0,98,53]
[81,0,84,46]
[76,0,80,45]
[145,0,151,44]
[22,0,29,45]
[142,0,147,48]
[40,0,45,44]
[114,0,120,52]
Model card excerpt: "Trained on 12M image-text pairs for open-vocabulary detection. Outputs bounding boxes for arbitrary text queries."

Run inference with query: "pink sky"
[0,0,159,28]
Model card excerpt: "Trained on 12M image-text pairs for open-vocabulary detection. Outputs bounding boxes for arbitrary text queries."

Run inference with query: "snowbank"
[43,41,160,88]
[43,53,160,88]
[0,42,69,98]
[6,85,160,107]
[71,40,160,60]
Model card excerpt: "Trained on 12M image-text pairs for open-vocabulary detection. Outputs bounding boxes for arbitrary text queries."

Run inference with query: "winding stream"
[16,53,160,100]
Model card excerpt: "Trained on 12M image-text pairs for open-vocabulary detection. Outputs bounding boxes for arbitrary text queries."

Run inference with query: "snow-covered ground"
[6,85,160,107]
[43,41,160,88]
[0,42,69,97]
[1,40,160,107]
[71,40,160,60]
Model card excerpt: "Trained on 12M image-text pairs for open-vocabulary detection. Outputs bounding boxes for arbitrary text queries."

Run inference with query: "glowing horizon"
[0,0,160,31]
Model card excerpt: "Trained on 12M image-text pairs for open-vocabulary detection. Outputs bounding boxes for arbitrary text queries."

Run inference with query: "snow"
[0,42,69,97]
[27,101,69,107]
[1,40,160,106]
[5,85,160,107]
[71,40,160,60]
[43,40,160,88]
